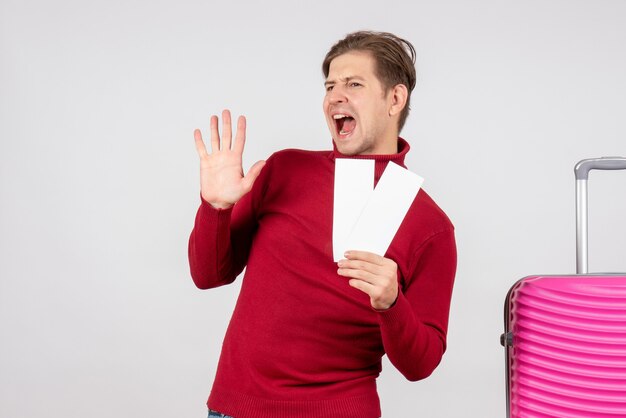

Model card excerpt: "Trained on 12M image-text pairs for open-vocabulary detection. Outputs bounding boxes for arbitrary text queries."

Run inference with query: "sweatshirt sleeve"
[376,228,457,381]
[187,158,271,290]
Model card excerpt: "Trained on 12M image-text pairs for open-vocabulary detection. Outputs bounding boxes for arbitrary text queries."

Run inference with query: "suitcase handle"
[575,157,626,273]
[575,157,626,180]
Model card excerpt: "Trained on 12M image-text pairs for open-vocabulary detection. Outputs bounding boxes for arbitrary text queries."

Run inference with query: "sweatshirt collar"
[329,137,411,183]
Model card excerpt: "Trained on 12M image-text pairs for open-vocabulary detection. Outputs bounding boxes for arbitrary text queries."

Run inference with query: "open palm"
[194,110,266,209]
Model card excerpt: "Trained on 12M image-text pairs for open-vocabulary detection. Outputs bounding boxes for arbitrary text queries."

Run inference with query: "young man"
[189,31,457,418]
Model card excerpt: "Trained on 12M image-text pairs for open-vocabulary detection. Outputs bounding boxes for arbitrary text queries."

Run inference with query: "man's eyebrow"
[324,76,365,87]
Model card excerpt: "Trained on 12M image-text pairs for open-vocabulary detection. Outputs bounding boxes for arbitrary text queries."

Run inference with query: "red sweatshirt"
[188,138,457,418]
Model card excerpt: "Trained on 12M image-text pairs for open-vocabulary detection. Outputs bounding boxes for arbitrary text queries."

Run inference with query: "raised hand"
[194,110,266,209]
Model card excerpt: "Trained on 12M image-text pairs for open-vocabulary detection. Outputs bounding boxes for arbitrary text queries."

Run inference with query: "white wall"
[2,1,626,417]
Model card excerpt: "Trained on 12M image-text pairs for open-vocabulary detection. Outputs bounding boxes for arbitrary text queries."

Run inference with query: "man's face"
[323,51,397,156]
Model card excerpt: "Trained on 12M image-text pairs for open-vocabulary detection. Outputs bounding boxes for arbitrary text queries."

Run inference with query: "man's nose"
[328,87,347,104]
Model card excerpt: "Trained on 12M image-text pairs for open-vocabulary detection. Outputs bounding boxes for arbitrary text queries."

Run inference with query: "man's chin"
[333,137,361,156]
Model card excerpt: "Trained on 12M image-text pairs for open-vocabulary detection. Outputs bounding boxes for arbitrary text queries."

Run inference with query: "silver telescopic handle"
[575,157,626,274]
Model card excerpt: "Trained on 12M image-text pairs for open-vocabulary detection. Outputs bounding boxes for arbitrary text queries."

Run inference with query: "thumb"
[241,160,266,193]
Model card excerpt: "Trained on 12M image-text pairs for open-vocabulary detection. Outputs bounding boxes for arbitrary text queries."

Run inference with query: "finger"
[337,258,381,275]
[349,279,397,310]
[337,266,377,284]
[344,250,386,265]
[233,115,247,154]
[348,278,375,295]
[194,129,209,157]
[241,160,266,193]
[209,115,220,152]
[222,109,232,150]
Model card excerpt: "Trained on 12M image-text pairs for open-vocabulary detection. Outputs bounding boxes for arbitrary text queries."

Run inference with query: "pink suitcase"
[502,157,626,417]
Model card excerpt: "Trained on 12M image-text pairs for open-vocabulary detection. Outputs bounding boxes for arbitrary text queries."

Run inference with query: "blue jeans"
[208,409,233,418]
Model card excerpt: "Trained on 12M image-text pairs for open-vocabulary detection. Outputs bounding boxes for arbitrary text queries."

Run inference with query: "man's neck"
[356,134,400,156]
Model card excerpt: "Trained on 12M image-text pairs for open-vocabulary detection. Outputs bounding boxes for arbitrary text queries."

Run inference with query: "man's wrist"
[209,201,234,210]
[200,193,234,210]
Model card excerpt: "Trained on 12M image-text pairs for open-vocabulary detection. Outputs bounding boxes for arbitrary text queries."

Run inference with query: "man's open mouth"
[333,114,356,136]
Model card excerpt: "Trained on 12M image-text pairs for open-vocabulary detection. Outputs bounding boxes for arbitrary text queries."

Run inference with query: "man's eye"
[326,85,334,92]
[349,82,361,87]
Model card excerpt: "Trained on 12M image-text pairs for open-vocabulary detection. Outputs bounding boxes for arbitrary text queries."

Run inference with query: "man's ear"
[388,84,408,117]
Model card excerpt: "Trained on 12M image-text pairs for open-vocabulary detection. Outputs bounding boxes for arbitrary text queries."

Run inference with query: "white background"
[2,1,626,417]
